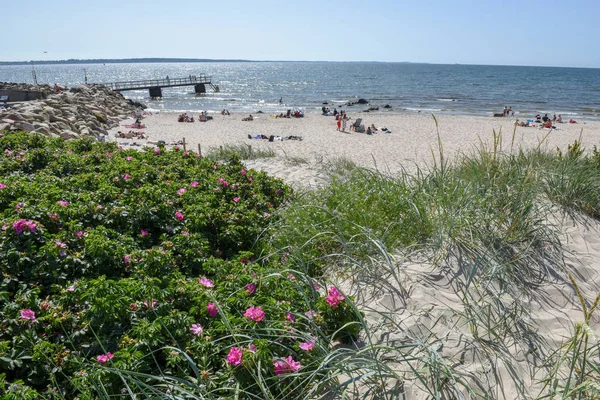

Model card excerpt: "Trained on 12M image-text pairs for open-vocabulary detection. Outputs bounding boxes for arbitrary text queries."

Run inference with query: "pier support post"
[194,84,206,94]
[149,87,162,98]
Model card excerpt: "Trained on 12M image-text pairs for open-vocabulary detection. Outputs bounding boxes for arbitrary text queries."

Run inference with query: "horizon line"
[0,57,597,69]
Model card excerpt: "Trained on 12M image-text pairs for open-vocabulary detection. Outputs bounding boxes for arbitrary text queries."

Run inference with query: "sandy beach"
[109,111,600,188]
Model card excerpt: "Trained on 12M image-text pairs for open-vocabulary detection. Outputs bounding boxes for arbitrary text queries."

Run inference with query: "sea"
[1,62,599,119]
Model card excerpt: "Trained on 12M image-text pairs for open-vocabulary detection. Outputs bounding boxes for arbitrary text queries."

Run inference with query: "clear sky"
[3,0,599,68]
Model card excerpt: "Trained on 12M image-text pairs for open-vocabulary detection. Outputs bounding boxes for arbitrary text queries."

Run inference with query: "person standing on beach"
[336,116,342,131]
[342,114,348,132]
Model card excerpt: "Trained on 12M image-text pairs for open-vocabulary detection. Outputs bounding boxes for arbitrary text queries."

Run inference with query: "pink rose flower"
[190,323,203,336]
[124,255,130,263]
[57,200,69,207]
[207,302,218,317]
[97,352,114,364]
[177,188,187,196]
[190,181,199,187]
[241,169,246,175]
[141,229,149,237]
[0,183,5,189]
[273,356,301,375]
[244,306,265,322]
[66,284,76,292]
[199,276,214,288]
[299,338,316,352]
[154,147,160,154]
[233,197,240,203]
[175,211,184,221]
[13,219,36,235]
[123,173,131,180]
[75,231,84,238]
[248,343,257,353]
[144,300,158,309]
[126,156,133,161]
[20,309,36,321]
[244,283,256,295]
[286,313,295,323]
[226,347,243,366]
[326,286,345,308]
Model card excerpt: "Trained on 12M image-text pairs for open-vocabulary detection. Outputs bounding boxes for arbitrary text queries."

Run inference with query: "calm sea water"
[1,62,599,119]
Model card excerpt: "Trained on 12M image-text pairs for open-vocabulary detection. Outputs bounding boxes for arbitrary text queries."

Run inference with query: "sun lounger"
[351,118,362,131]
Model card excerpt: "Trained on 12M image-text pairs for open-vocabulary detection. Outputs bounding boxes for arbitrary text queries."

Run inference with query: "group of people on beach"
[115,130,147,139]
[515,113,577,129]
[177,112,209,122]
[328,107,390,134]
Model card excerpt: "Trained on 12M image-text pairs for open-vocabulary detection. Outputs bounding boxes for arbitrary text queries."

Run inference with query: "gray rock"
[15,121,35,131]
[60,130,79,139]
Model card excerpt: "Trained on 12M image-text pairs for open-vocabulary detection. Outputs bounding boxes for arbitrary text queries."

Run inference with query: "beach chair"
[351,118,362,131]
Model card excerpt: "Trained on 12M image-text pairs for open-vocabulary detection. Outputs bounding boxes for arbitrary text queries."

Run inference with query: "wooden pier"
[108,74,219,98]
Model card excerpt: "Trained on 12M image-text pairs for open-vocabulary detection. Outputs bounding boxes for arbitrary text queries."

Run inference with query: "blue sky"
[3,0,599,68]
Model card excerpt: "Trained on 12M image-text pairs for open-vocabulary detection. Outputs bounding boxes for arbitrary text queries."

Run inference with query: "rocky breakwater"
[0,84,143,139]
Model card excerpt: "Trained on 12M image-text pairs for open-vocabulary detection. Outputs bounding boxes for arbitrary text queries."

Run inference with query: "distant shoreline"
[0,58,253,66]
[0,58,421,66]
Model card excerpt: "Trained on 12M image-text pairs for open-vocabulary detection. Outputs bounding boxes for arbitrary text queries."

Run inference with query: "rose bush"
[0,132,360,398]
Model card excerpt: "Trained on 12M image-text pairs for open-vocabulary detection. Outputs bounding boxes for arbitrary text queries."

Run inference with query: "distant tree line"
[0,58,252,66]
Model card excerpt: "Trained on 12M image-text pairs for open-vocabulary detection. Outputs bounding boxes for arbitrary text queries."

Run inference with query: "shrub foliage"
[0,132,358,398]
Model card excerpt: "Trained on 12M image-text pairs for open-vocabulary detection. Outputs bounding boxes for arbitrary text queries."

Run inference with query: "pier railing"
[109,74,212,91]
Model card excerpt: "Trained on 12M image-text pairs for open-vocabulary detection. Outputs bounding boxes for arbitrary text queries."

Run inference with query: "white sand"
[111,111,600,188]
[109,111,600,396]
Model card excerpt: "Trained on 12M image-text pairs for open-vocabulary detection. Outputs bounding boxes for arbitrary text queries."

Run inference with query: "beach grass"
[204,143,276,161]
[257,130,600,398]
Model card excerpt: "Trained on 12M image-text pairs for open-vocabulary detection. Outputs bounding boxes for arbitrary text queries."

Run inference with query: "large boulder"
[93,111,107,123]
[15,121,35,132]
[357,98,369,104]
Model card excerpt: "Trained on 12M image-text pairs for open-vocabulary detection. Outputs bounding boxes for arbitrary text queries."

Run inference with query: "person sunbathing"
[242,114,254,121]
